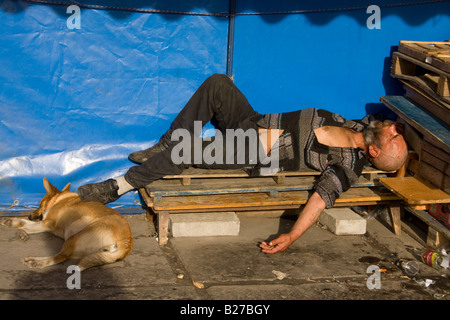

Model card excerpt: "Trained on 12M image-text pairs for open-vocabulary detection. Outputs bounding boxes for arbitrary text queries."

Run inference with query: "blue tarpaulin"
[1,0,449,211]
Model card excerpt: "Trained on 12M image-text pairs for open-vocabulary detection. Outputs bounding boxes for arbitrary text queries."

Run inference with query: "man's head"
[363,120,408,171]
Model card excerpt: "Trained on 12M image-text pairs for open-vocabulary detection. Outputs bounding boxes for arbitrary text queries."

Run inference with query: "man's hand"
[259,233,294,254]
[259,192,326,255]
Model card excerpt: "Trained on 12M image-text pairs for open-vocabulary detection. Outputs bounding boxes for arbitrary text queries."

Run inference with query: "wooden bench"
[139,167,403,245]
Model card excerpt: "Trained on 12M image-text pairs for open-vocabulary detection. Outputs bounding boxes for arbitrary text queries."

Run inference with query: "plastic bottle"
[397,259,420,277]
[420,249,449,270]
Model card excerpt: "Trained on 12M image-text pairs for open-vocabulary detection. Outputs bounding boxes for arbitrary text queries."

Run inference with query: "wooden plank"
[405,207,450,248]
[438,75,450,97]
[157,212,169,245]
[391,52,450,103]
[145,175,378,198]
[423,138,450,172]
[421,149,449,173]
[388,204,402,235]
[380,177,450,205]
[402,80,450,126]
[139,187,154,207]
[380,96,450,153]
[152,187,400,212]
[398,41,450,73]
[419,161,448,192]
[393,50,450,77]
[419,138,450,193]
[160,166,388,181]
[162,168,252,179]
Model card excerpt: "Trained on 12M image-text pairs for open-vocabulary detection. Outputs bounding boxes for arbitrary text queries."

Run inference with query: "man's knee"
[205,73,232,87]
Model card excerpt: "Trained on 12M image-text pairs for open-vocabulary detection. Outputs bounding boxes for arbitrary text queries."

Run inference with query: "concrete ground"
[0,209,449,305]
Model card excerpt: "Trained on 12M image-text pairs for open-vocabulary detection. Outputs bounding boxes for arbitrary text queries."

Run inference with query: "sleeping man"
[78,74,408,254]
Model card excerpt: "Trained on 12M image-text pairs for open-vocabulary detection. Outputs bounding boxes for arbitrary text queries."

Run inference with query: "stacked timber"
[391,40,450,125]
[390,40,450,195]
[387,40,450,232]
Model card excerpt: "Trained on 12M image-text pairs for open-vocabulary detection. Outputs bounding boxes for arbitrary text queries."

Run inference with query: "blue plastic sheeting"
[0,0,229,209]
[232,0,450,121]
[1,0,450,212]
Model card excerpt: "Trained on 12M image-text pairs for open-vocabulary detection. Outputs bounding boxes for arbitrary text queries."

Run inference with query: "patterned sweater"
[252,108,370,209]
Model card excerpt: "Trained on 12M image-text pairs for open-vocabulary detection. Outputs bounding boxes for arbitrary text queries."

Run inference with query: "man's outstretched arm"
[259,191,326,254]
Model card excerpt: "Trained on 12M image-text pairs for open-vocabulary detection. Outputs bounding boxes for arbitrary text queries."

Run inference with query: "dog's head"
[29,178,71,221]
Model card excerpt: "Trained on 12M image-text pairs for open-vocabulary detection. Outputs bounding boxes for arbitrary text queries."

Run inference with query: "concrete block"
[169,212,240,237]
[318,208,366,235]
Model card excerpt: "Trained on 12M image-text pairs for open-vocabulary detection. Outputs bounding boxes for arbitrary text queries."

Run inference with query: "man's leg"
[78,74,262,203]
[129,74,262,163]
[78,144,187,204]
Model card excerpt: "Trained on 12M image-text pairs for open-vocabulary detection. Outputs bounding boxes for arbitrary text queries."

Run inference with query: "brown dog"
[1,178,133,271]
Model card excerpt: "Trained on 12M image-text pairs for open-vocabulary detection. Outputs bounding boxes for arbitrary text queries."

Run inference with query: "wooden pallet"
[391,51,450,104]
[139,167,402,245]
[381,95,450,195]
[419,138,450,194]
[140,186,403,245]
[404,207,450,248]
[398,40,450,73]
[380,96,450,154]
[148,187,400,213]
[402,80,450,126]
[144,167,388,202]
[158,166,388,186]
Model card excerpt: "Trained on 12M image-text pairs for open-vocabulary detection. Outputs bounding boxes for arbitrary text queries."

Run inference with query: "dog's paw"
[1,218,13,227]
[22,257,49,269]
[16,230,30,241]
[1,218,25,228]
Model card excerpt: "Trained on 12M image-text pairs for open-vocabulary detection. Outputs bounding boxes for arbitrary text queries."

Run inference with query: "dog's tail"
[77,237,133,271]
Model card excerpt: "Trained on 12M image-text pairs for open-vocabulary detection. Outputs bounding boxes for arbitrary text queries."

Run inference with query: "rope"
[14,0,450,17]
[15,0,228,17]
[0,197,142,214]
[0,200,20,214]
[0,200,39,214]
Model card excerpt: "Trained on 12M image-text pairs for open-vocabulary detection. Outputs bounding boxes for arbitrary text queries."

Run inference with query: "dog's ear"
[43,177,59,195]
[62,182,71,192]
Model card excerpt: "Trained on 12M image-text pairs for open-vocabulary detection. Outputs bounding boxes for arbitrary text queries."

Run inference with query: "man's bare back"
[314,126,364,149]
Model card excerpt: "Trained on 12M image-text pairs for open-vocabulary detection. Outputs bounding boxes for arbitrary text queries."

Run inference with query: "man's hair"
[362,120,387,149]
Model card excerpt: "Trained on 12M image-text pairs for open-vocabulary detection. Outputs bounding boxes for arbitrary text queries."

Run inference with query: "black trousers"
[124,74,263,189]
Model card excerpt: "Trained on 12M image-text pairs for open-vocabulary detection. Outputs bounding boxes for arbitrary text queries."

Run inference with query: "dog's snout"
[29,212,43,221]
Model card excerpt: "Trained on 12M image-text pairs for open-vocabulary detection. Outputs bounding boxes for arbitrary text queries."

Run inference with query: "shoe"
[128,140,169,164]
[78,179,120,204]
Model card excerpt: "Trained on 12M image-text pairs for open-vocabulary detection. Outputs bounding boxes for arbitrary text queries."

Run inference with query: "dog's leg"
[76,249,119,271]
[2,218,50,241]
[22,234,74,269]
[23,248,71,269]
[1,218,49,233]
[22,255,67,269]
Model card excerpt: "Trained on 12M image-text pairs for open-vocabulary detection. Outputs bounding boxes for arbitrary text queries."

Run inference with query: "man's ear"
[368,145,381,158]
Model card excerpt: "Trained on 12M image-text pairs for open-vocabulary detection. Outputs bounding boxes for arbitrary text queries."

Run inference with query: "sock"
[115,176,134,196]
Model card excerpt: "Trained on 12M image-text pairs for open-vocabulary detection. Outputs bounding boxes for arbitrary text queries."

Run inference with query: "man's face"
[376,122,408,168]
